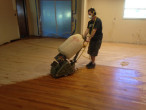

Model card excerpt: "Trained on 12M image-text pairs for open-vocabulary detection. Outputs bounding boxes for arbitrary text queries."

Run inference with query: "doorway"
[16,0,29,38]
[39,0,72,38]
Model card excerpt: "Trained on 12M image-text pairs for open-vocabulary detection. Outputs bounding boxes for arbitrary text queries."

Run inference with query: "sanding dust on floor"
[0,38,64,85]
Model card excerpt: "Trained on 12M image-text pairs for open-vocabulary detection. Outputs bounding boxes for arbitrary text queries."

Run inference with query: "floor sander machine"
[50,34,86,78]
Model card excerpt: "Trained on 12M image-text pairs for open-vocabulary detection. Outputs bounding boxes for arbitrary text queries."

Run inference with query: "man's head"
[88,8,96,19]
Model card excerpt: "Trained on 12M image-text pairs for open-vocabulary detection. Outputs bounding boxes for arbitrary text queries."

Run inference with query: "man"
[83,8,103,69]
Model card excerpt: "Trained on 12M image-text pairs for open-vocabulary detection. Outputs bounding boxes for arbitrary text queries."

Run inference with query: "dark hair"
[88,8,96,15]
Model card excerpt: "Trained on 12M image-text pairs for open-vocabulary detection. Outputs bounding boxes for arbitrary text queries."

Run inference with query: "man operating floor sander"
[50,8,103,78]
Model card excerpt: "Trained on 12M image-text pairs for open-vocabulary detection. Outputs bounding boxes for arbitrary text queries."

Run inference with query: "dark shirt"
[87,17,103,40]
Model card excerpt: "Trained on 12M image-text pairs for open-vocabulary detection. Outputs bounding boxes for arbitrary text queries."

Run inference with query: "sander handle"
[71,49,82,64]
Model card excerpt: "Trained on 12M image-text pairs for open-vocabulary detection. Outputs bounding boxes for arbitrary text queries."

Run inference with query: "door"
[16,0,29,38]
[39,0,71,38]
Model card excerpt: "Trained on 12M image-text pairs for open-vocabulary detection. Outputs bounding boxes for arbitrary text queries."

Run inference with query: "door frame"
[16,0,29,38]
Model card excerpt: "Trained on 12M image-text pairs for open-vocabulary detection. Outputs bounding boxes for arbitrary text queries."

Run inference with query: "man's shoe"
[86,62,92,68]
[87,63,96,69]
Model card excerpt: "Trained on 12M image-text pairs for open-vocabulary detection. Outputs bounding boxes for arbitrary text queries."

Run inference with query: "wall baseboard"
[0,38,21,46]
[10,38,20,42]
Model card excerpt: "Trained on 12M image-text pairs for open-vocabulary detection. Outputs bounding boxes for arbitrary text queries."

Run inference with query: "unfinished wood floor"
[0,38,64,85]
[0,38,146,110]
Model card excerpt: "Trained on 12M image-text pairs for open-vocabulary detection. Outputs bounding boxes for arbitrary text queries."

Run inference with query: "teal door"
[40,0,71,38]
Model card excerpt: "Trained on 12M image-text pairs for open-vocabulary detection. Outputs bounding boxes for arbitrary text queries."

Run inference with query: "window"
[124,0,146,19]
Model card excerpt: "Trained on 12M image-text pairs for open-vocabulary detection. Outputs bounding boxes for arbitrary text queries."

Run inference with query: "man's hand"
[83,36,90,47]
[83,41,88,47]
[83,28,89,40]
[86,37,90,42]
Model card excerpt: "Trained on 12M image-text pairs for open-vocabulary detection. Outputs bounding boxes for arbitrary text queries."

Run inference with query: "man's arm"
[83,28,89,39]
[83,28,97,42]
[89,29,97,39]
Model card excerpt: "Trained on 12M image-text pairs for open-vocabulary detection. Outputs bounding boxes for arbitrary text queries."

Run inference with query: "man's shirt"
[87,17,103,40]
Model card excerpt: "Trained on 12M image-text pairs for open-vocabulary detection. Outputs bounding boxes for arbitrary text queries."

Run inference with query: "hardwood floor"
[0,38,146,110]
[0,65,145,110]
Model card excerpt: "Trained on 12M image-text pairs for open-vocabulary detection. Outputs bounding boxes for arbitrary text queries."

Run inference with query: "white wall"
[82,0,146,44]
[26,0,39,36]
[0,0,19,45]
[81,0,88,35]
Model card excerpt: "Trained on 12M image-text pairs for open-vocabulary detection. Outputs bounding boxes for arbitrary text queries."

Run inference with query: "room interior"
[0,0,146,109]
